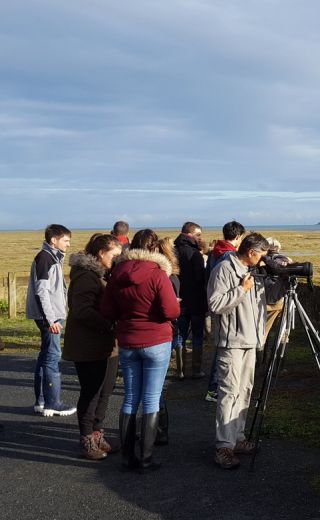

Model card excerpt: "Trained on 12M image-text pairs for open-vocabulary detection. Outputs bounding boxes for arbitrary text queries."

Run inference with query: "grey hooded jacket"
[26,241,67,326]
[207,253,266,349]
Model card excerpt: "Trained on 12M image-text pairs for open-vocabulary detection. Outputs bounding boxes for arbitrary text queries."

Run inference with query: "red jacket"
[100,249,180,348]
[212,240,236,259]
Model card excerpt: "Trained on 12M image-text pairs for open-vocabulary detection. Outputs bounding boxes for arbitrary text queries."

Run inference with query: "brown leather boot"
[80,434,107,460]
[93,430,120,454]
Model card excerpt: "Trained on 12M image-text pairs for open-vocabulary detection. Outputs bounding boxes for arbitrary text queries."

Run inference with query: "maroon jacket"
[100,249,180,348]
[212,240,236,259]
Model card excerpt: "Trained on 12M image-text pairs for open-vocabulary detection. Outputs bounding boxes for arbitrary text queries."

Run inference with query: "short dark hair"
[238,233,269,256]
[84,234,121,259]
[222,221,245,241]
[45,224,71,244]
[130,229,159,252]
[112,221,129,236]
[181,221,201,234]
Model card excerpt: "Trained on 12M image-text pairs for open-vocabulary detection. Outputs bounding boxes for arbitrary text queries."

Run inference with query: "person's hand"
[241,273,254,292]
[49,322,63,334]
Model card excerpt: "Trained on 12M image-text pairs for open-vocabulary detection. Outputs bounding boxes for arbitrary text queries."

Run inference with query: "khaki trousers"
[215,347,256,449]
[264,298,284,344]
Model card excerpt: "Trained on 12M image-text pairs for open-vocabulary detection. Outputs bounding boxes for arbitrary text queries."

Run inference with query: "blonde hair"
[198,239,209,255]
[266,237,281,253]
[158,237,180,275]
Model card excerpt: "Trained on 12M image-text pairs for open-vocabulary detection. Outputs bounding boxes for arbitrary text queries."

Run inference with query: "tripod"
[248,276,320,470]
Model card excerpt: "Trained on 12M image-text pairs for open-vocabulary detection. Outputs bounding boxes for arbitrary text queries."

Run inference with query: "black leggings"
[74,355,118,436]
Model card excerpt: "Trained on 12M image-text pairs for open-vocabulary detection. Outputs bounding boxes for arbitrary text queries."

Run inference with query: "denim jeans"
[178,314,205,350]
[120,342,171,414]
[34,319,63,405]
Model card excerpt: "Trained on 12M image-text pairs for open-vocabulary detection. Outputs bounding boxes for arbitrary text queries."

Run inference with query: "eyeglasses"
[252,249,267,255]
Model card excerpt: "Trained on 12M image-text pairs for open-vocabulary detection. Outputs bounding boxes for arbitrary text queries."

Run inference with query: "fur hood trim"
[69,252,106,277]
[116,249,172,276]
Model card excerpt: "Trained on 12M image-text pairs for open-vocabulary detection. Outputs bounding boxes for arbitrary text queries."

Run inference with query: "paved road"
[0,352,320,520]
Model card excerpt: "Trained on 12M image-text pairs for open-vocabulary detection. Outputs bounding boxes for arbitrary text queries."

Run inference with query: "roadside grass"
[253,327,320,447]
[0,314,40,351]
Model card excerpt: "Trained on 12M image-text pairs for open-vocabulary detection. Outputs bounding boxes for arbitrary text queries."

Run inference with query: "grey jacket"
[26,241,67,325]
[207,253,266,349]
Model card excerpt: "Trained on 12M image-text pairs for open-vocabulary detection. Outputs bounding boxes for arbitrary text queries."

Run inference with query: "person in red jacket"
[100,229,180,473]
[111,221,130,249]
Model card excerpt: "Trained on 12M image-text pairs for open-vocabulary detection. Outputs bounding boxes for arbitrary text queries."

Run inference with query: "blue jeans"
[34,320,63,405]
[178,314,205,350]
[120,342,171,414]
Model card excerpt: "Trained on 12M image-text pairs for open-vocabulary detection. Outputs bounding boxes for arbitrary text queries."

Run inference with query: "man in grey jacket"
[207,233,269,469]
[26,224,76,417]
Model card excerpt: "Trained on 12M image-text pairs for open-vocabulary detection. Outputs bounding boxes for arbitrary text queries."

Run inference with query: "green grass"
[253,329,320,447]
[0,314,40,351]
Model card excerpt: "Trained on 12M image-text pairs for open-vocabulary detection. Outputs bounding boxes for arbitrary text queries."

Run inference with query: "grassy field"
[0,228,320,283]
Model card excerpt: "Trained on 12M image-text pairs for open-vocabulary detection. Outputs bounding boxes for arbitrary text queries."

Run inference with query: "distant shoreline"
[0,224,320,232]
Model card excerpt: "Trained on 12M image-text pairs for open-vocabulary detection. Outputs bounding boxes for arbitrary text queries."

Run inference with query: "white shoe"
[205,390,218,402]
[42,404,77,417]
[34,404,44,413]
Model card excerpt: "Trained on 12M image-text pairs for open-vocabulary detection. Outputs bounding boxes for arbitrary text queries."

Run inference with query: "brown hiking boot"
[234,439,255,454]
[80,434,107,460]
[214,448,240,469]
[93,430,120,454]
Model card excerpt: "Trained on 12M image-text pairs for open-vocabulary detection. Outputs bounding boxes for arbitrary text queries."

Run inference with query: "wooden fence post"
[8,272,17,319]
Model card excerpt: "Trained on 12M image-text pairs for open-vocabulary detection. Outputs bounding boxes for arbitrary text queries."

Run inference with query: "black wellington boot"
[154,402,169,446]
[175,348,184,380]
[140,412,161,473]
[119,411,139,470]
[192,348,205,379]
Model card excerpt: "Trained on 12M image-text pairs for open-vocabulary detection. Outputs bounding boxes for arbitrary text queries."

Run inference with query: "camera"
[250,257,314,291]
[263,259,313,279]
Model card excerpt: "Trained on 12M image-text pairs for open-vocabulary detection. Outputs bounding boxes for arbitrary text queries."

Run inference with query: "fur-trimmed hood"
[112,249,172,287]
[69,252,106,279]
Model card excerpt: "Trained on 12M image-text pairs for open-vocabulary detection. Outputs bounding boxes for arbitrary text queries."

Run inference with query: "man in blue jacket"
[26,224,76,417]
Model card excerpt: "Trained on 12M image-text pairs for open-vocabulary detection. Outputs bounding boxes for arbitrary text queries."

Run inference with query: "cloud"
[1,1,320,227]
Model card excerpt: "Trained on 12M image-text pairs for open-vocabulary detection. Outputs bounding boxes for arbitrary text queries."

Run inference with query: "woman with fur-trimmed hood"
[63,234,122,460]
[100,229,180,473]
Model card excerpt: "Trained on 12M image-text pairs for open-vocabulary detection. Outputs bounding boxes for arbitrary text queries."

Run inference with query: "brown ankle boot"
[93,430,120,454]
[80,434,107,460]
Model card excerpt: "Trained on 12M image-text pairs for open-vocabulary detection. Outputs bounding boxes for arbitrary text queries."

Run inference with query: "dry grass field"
[0,228,320,283]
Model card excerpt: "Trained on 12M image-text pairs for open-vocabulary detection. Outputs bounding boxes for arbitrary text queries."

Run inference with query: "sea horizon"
[0,224,320,232]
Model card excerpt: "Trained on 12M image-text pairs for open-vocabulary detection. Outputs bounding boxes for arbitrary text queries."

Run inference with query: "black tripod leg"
[274,299,295,381]
[248,294,290,470]
[293,295,320,371]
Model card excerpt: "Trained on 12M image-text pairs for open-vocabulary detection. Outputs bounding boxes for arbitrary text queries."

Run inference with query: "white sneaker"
[205,390,218,402]
[42,404,77,417]
[34,404,44,413]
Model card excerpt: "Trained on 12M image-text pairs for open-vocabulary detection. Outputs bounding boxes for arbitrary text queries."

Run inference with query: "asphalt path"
[0,352,320,520]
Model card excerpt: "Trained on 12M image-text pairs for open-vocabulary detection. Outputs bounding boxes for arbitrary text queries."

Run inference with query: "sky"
[1,0,320,229]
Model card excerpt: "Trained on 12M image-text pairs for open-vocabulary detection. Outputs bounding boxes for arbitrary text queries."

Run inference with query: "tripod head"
[286,274,314,292]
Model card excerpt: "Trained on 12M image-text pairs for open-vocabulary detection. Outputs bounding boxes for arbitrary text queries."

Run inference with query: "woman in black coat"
[63,234,122,460]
